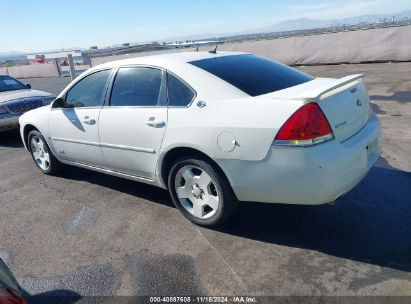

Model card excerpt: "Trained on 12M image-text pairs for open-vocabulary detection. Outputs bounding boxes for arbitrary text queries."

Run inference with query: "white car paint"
[19,52,381,206]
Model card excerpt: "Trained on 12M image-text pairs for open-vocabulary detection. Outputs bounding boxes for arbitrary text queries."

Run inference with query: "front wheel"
[28,130,63,175]
[168,156,237,227]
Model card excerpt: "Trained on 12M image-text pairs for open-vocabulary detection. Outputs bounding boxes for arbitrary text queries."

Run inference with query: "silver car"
[0,75,55,132]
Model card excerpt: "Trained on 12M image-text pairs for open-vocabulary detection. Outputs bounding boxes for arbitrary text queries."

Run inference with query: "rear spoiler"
[296,74,364,103]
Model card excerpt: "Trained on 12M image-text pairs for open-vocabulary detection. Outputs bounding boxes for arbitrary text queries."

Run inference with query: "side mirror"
[52,97,66,108]
[26,84,31,89]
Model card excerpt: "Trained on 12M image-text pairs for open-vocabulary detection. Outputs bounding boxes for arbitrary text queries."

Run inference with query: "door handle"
[146,117,166,128]
[82,116,96,125]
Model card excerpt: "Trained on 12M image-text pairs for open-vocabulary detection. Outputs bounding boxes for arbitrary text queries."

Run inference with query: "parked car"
[19,52,381,226]
[0,258,26,304]
[0,75,55,132]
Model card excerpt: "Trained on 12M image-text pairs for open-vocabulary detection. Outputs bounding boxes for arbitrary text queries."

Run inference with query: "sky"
[1,0,410,53]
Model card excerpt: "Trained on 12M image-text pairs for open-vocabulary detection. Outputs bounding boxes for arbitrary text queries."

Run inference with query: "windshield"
[189,54,314,97]
[0,75,28,92]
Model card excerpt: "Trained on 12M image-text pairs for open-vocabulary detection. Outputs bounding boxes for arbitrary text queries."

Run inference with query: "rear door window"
[110,67,164,107]
[167,73,195,106]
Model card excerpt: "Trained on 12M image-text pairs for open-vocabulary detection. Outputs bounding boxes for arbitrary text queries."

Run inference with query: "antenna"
[208,44,218,54]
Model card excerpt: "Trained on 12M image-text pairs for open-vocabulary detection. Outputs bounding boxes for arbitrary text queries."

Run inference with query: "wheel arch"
[22,124,39,150]
[159,146,235,195]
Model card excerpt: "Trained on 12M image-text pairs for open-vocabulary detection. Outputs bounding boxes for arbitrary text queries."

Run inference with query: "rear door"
[98,66,167,179]
[49,69,112,167]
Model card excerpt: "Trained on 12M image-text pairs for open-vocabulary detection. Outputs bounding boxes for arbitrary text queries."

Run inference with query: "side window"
[167,73,195,106]
[65,70,111,108]
[110,67,164,106]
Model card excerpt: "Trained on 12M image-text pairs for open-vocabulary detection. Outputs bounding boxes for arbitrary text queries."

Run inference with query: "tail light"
[274,103,334,147]
[0,289,27,304]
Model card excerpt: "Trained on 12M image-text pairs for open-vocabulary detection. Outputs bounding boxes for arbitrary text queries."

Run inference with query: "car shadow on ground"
[217,157,411,272]
[0,131,24,148]
[370,92,411,103]
[61,166,175,208]
[61,156,411,273]
[3,133,410,273]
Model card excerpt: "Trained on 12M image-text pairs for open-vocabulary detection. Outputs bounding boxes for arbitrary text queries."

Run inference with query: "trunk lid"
[262,74,371,142]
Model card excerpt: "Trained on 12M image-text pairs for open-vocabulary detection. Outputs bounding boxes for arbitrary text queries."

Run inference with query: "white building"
[27,50,86,64]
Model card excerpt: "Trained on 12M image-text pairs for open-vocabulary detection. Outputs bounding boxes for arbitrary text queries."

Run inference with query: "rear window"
[189,54,313,97]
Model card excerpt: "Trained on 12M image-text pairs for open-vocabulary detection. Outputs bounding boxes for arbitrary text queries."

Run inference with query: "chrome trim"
[100,142,155,154]
[62,160,155,183]
[274,133,334,147]
[51,137,100,147]
[51,106,103,111]
[197,101,207,108]
[50,137,155,153]
[103,105,168,109]
[1,95,51,104]
[115,63,167,72]
[3,97,45,115]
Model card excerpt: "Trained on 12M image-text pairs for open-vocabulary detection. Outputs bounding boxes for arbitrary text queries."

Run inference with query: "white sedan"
[19,52,381,226]
[0,75,55,132]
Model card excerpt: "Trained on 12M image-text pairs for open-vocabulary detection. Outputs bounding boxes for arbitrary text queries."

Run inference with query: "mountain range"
[0,51,27,62]
[164,9,411,41]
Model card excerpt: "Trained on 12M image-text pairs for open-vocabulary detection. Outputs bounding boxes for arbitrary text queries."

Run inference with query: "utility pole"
[67,54,76,80]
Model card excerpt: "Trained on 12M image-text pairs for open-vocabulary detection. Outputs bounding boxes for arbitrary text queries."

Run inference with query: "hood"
[0,89,54,104]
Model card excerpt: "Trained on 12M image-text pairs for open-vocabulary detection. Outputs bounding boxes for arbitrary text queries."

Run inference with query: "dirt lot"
[0,63,409,299]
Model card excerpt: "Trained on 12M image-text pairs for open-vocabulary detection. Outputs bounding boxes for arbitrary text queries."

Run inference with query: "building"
[26,43,170,66]
[81,43,169,61]
[26,49,86,65]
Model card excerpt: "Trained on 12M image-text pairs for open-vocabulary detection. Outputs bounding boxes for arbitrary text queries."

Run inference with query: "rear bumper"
[218,114,381,205]
[0,114,19,132]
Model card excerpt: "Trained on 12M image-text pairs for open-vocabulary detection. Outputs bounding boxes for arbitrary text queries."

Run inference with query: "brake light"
[274,103,334,147]
[0,289,27,304]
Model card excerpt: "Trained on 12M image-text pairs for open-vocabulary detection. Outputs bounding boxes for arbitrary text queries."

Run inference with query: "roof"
[96,51,248,69]
[83,51,250,101]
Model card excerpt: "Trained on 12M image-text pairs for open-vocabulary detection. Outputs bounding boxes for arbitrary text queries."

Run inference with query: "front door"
[98,67,167,179]
[49,69,112,167]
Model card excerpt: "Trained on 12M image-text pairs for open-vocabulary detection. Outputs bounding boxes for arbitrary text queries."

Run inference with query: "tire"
[168,155,237,227]
[28,130,64,175]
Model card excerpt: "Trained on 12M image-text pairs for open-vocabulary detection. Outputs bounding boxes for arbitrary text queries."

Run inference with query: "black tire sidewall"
[168,156,236,227]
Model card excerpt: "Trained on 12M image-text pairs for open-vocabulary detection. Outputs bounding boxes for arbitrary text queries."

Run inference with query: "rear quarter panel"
[161,97,304,162]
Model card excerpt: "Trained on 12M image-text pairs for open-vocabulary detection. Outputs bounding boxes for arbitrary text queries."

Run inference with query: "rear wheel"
[28,130,63,175]
[168,156,237,227]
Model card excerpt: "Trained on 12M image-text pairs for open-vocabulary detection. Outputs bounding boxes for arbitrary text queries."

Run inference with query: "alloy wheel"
[174,165,220,219]
[30,135,50,171]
